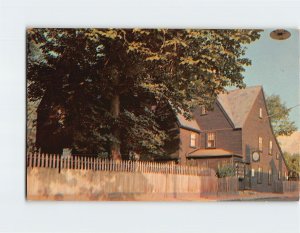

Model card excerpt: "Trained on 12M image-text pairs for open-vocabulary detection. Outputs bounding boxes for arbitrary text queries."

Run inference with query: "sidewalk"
[202,191,300,201]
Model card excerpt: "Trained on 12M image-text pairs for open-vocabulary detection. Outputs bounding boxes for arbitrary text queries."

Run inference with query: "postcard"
[26,29,299,201]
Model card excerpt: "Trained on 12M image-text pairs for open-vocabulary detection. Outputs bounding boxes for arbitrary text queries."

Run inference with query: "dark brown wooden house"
[176,86,289,192]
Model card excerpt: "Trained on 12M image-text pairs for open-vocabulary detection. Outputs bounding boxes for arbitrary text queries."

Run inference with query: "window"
[257,167,263,184]
[278,171,281,180]
[200,106,207,115]
[251,168,255,177]
[285,172,289,181]
[276,152,279,160]
[268,169,272,185]
[190,133,196,148]
[259,108,263,118]
[269,140,273,155]
[258,137,263,152]
[206,132,216,148]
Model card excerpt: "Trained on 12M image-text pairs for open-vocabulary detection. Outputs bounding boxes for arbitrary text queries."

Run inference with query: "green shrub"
[216,164,236,178]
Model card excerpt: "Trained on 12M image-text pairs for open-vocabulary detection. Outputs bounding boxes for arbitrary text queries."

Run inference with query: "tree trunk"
[110,94,121,160]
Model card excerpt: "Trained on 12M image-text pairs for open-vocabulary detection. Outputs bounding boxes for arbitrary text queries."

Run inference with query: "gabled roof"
[176,86,262,131]
[217,86,262,128]
[187,148,242,158]
[176,113,201,132]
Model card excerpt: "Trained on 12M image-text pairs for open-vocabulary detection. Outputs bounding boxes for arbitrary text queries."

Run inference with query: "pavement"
[203,191,300,201]
[27,191,300,201]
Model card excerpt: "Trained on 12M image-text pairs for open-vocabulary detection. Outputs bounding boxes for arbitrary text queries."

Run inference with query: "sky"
[242,29,300,128]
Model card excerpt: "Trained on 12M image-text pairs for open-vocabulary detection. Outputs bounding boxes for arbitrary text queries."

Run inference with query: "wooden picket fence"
[282,180,299,193]
[217,176,239,194]
[26,152,242,200]
[26,152,213,176]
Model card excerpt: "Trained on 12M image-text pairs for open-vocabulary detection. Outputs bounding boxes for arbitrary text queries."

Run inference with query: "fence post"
[83,157,86,170]
[56,154,59,172]
[41,153,45,167]
[70,156,73,169]
[28,153,32,168]
[49,154,53,168]
[33,152,37,168]
[45,153,48,168]
[68,157,70,169]
[37,152,41,167]
[53,154,56,168]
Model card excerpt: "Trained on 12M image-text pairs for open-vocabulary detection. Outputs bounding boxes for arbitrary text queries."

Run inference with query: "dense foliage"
[284,152,300,177]
[27,29,261,159]
[266,94,297,136]
[216,164,236,178]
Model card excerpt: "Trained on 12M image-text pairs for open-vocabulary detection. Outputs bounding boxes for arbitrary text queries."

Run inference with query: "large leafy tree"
[266,94,297,136]
[27,29,261,160]
[284,152,300,177]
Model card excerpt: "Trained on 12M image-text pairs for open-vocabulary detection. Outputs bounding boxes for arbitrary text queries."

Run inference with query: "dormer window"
[259,108,263,118]
[206,132,216,148]
[190,133,196,148]
[200,106,207,115]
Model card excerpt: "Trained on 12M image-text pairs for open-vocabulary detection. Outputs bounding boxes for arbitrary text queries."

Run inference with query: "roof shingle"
[217,86,262,128]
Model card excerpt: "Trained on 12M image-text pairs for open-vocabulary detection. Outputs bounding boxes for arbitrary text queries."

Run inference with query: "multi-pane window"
[268,169,272,185]
[206,132,216,148]
[190,133,196,148]
[257,167,263,184]
[259,108,263,118]
[258,137,263,152]
[269,140,273,155]
[200,106,207,115]
[251,168,255,177]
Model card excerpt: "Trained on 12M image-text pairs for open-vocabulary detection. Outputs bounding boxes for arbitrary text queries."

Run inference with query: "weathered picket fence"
[26,152,238,201]
[274,180,299,193]
[26,152,212,176]
[283,180,299,193]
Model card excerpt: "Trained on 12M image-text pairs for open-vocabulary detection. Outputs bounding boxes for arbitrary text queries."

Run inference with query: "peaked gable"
[177,113,201,132]
[217,86,262,128]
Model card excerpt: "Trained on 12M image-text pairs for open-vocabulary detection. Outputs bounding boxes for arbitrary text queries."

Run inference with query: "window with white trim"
[206,132,216,148]
[190,133,196,148]
[251,168,255,177]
